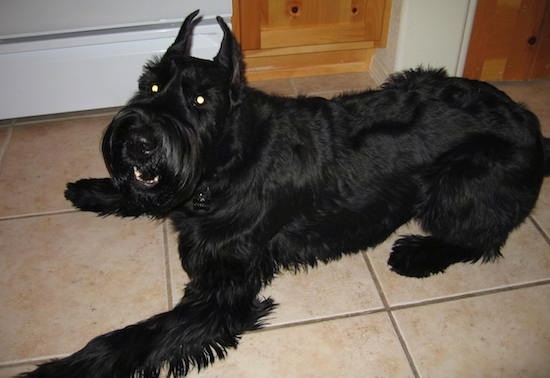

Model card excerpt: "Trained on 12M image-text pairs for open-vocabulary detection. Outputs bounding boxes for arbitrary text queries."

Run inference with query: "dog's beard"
[102,112,203,215]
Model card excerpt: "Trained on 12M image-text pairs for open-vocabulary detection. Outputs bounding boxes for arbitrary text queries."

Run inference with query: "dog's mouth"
[133,166,160,188]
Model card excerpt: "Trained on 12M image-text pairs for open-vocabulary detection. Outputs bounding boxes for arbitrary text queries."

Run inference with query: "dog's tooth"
[133,166,141,179]
[132,166,159,186]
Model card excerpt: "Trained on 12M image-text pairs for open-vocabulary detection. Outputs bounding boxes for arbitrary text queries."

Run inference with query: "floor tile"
[495,80,550,133]
[0,212,167,363]
[0,116,111,217]
[533,180,550,233]
[493,80,550,262]
[187,312,414,378]
[0,363,37,378]
[291,72,376,96]
[166,231,383,326]
[250,78,296,96]
[262,254,384,326]
[522,75,550,232]
[367,219,550,306]
[393,284,550,377]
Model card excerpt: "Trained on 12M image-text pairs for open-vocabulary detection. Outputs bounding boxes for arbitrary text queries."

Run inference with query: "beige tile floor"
[1,72,549,378]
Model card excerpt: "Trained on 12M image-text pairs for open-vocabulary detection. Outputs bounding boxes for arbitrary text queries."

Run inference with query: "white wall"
[371,0,477,84]
[0,1,231,119]
[0,0,231,37]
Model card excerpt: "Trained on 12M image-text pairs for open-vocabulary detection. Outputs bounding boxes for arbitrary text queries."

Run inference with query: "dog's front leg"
[20,279,275,378]
[65,178,143,217]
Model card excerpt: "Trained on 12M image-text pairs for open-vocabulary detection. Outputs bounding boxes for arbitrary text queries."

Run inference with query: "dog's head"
[102,10,243,216]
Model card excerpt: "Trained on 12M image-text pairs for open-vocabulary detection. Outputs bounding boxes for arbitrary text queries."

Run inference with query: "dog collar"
[193,184,211,211]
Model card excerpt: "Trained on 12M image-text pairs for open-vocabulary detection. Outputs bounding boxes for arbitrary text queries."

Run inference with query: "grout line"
[288,78,299,97]
[0,208,80,222]
[528,214,550,246]
[8,107,120,127]
[0,354,68,368]
[0,126,14,173]
[162,222,174,310]
[389,278,550,312]
[363,251,421,378]
[362,251,389,311]
[253,308,387,334]
[384,310,421,378]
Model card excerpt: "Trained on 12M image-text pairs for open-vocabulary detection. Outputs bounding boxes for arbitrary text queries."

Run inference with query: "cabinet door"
[464,0,549,80]
[235,0,389,50]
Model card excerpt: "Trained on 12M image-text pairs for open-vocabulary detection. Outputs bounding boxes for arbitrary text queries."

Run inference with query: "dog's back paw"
[388,235,486,278]
[388,235,448,277]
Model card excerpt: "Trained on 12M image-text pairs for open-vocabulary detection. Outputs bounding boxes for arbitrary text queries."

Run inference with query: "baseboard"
[0,18,228,120]
[368,53,393,87]
[244,48,375,82]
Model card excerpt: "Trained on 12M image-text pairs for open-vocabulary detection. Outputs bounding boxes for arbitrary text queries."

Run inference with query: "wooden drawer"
[232,0,391,80]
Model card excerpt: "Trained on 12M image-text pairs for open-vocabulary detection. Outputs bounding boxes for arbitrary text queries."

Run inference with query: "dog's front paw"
[65,178,105,207]
[65,179,88,205]
[65,178,120,215]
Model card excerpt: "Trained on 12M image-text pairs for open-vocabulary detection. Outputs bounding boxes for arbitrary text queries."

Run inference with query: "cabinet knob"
[528,36,537,46]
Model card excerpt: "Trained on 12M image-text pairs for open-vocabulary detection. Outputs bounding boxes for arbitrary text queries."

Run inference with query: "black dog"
[22,10,549,378]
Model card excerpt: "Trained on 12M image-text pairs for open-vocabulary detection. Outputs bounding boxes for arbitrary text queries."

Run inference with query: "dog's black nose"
[128,134,158,158]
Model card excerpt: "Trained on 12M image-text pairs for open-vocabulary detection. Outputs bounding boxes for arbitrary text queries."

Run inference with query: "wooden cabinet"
[232,0,392,81]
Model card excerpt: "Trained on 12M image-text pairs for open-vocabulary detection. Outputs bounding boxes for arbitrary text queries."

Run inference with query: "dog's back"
[348,69,545,275]
[338,68,540,147]
[255,68,547,277]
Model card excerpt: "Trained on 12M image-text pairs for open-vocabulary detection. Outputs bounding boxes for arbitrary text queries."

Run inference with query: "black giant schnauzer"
[22,10,550,378]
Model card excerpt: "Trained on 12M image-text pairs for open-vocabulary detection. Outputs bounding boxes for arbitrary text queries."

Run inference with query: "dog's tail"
[19,296,275,378]
[543,138,550,176]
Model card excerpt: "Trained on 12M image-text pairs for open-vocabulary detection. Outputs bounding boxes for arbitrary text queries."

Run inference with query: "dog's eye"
[151,84,160,93]
[194,95,206,106]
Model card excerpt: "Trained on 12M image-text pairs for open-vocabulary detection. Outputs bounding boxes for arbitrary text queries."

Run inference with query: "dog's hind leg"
[388,134,543,277]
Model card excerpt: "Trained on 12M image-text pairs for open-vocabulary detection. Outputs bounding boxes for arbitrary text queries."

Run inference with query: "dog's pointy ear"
[214,16,244,87]
[170,9,201,53]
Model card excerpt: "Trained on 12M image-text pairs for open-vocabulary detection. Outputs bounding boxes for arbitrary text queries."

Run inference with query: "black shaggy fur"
[21,10,550,378]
